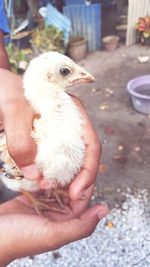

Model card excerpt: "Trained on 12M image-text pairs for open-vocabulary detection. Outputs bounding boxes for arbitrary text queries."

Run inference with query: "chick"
[0,52,95,214]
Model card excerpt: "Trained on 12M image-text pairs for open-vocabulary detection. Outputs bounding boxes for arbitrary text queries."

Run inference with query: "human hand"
[0,70,108,266]
[69,96,101,200]
[0,69,40,180]
[0,190,109,266]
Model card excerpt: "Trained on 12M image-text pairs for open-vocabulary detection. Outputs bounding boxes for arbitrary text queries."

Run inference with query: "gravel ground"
[9,189,150,267]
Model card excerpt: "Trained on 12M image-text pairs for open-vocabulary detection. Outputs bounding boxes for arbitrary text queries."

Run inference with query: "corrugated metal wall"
[126,0,150,46]
[64,0,85,4]
[63,4,101,51]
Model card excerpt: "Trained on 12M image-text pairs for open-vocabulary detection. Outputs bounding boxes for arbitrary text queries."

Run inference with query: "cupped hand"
[0,190,109,266]
[69,96,101,200]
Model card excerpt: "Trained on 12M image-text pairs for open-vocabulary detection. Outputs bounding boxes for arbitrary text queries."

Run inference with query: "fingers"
[0,203,109,264]
[3,100,35,167]
[46,205,109,250]
[69,97,101,200]
[0,185,93,222]
[3,99,39,179]
[42,185,94,222]
[69,185,94,216]
[0,69,40,180]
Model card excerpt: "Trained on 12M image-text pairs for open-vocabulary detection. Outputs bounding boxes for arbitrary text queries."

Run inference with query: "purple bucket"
[127,75,150,114]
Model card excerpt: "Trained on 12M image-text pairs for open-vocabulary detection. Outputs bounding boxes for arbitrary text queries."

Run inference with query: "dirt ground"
[73,44,150,209]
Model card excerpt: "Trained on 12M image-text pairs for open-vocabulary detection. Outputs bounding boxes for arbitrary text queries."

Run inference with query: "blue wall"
[63,3,101,51]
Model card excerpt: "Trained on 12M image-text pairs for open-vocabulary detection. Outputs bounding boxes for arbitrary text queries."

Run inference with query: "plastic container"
[127,75,150,114]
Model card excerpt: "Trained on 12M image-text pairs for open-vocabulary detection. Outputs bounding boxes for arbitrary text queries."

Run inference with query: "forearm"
[0,31,11,70]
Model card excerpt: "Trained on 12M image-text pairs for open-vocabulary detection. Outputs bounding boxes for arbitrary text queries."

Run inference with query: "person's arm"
[0,5,38,177]
[0,30,11,70]
[0,68,40,180]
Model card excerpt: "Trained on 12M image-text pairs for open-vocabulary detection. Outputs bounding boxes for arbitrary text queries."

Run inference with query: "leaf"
[118,145,124,151]
[106,220,114,228]
[99,104,109,110]
[113,154,127,164]
[91,88,97,93]
[133,146,141,152]
[99,163,108,173]
[143,31,150,38]
[104,127,114,135]
[105,88,114,96]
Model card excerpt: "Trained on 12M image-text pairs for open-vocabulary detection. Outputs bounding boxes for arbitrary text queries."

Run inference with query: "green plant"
[6,43,30,73]
[136,16,150,44]
[30,25,65,55]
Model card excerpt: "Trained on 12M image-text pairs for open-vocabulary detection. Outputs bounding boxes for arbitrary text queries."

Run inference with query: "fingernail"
[21,164,40,180]
[97,206,109,219]
[78,190,85,200]
[80,195,86,200]
[78,185,94,200]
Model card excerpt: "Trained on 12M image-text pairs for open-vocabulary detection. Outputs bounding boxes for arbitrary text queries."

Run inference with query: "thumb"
[3,102,40,181]
[52,205,109,249]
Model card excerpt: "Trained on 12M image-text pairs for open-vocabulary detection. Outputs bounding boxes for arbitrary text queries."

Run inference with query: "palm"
[0,186,107,264]
[0,185,93,221]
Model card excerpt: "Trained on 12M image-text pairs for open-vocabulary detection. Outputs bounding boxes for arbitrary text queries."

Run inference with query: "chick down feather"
[0,51,95,192]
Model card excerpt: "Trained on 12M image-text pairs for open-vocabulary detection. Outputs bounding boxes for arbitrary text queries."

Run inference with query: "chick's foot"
[39,179,70,209]
[21,189,68,216]
[38,188,70,213]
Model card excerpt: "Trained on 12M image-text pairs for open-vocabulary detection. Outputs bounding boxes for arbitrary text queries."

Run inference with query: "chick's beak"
[69,65,95,85]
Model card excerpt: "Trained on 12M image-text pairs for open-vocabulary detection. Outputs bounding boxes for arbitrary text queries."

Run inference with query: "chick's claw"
[34,201,67,217]
[42,188,70,209]
[21,189,68,217]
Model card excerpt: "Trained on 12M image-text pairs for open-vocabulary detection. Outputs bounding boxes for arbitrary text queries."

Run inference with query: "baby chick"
[0,52,95,214]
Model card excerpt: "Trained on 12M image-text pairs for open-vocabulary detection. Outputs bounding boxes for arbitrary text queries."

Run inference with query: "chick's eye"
[60,67,70,76]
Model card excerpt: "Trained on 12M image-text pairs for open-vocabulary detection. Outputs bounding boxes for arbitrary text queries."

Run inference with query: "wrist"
[0,251,12,266]
[0,258,9,267]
